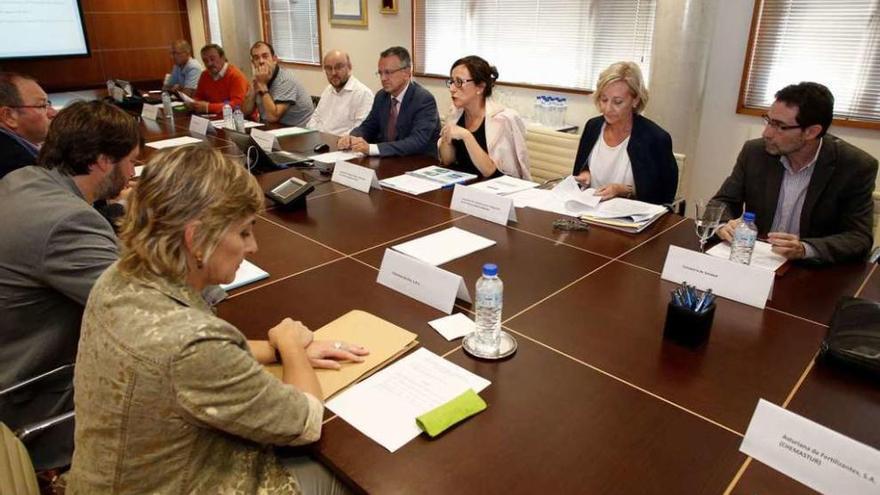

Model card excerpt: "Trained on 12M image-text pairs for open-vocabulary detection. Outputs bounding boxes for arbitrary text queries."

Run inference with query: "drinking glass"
[694,200,726,252]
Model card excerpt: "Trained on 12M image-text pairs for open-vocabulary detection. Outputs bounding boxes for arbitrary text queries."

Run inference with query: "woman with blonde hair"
[68,145,363,494]
[572,61,677,204]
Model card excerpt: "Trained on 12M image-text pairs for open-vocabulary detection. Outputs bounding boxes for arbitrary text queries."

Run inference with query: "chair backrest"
[673,153,686,200]
[525,125,580,183]
[873,190,880,247]
[0,422,39,495]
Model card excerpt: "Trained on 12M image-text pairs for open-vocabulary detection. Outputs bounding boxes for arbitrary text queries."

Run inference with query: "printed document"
[220,260,268,291]
[392,227,495,266]
[468,175,539,195]
[145,136,202,149]
[326,348,490,452]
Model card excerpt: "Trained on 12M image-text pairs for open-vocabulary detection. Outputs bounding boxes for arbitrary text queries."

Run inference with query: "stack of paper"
[706,240,788,272]
[381,166,479,195]
[468,175,539,195]
[310,150,363,163]
[145,136,203,149]
[220,259,269,291]
[266,127,315,137]
[326,347,490,452]
[506,175,601,216]
[264,310,419,399]
[579,198,668,233]
[392,227,496,266]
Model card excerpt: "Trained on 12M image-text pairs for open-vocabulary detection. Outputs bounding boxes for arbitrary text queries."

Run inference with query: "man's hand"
[349,136,370,154]
[768,232,807,259]
[717,218,739,242]
[253,63,272,87]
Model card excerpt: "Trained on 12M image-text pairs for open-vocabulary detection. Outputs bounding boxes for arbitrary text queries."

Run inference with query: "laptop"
[225,130,313,172]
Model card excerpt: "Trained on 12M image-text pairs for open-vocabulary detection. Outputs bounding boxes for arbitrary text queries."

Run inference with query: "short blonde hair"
[594,61,649,114]
[118,145,264,282]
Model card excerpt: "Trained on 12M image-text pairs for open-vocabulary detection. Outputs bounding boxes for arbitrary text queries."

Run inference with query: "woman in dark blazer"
[572,61,678,205]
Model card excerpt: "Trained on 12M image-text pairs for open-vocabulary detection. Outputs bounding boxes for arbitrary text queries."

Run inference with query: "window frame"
[737,0,880,131]
[259,0,323,68]
[410,1,657,96]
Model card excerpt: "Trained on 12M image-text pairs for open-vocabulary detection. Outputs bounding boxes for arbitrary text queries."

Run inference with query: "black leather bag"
[818,297,880,377]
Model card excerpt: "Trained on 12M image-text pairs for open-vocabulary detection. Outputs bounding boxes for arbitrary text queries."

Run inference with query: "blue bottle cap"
[482,263,498,276]
[743,212,756,222]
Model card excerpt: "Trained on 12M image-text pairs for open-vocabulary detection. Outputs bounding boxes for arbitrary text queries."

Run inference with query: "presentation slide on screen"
[0,0,88,59]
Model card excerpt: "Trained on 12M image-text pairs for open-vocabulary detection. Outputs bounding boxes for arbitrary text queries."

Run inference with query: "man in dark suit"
[0,100,140,470]
[712,82,878,264]
[338,46,440,157]
[0,72,58,179]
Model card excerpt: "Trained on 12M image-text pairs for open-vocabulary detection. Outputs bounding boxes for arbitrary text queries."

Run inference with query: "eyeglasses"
[375,67,408,78]
[762,114,801,131]
[9,101,53,111]
[445,78,474,89]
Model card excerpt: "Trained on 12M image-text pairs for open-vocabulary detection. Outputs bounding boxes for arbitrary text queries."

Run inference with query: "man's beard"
[95,162,127,201]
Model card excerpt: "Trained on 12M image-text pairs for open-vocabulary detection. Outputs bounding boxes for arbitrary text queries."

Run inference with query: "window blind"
[743,0,880,123]
[206,0,223,44]
[413,0,656,91]
[266,0,320,64]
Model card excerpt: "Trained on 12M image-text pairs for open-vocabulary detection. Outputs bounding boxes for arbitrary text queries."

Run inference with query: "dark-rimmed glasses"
[375,67,408,78]
[762,113,801,131]
[445,78,474,89]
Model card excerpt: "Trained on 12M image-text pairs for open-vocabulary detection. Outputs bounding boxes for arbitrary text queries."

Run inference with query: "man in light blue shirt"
[163,40,202,97]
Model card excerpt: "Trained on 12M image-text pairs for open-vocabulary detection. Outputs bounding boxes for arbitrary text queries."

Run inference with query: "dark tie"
[385,97,399,142]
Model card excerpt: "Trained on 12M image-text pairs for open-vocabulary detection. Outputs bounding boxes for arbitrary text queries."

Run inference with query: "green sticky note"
[416,389,487,437]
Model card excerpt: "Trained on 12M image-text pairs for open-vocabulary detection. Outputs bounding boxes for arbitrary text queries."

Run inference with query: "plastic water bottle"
[232,106,245,133]
[729,212,758,265]
[475,263,503,354]
[161,91,173,119]
[222,101,233,128]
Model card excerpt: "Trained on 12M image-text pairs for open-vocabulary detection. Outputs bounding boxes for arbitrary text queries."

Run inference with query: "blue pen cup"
[663,301,715,346]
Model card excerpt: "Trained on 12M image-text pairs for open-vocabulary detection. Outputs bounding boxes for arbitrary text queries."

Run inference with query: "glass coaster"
[462,330,518,360]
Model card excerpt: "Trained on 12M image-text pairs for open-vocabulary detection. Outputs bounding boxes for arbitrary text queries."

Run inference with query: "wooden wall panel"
[0,0,192,91]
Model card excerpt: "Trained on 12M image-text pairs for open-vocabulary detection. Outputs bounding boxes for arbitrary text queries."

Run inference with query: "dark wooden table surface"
[59,90,880,494]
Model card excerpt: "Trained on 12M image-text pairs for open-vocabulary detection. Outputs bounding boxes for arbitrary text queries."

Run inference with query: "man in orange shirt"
[188,44,249,114]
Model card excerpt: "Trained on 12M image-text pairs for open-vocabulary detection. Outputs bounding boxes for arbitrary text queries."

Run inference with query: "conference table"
[53,91,880,494]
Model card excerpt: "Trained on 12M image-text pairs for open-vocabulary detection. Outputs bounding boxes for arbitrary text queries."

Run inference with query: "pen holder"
[663,302,715,346]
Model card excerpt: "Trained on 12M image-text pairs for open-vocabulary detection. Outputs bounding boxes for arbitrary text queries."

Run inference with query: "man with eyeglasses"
[0,72,58,179]
[338,46,440,157]
[162,40,203,97]
[242,41,314,127]
[712,82,878,263]
[307,50,374,135]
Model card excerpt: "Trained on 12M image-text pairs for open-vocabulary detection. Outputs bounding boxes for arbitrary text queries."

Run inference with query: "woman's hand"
[595,183,633,201]
[574,170,591,186]
[305,340,369,370]
[268,317,313,351]
[440,122,470,144]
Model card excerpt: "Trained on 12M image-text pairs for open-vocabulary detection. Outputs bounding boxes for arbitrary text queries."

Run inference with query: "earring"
[195,253,204,269]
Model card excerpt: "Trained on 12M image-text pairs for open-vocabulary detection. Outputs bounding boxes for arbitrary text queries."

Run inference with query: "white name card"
[189,115,213,135]
[140,103,161,121]
[661,245,774,309]
[741,399,880,495]
[376,249,471,314]
[450,184,517,226]
[250,128,278,152]
[332,161,380,193]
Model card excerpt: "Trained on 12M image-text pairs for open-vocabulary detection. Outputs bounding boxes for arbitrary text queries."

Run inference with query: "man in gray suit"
[712,82,878,264]
[0,100,140,469]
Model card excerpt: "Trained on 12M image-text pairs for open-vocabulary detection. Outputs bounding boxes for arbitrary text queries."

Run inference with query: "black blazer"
[351,80,440,157]
[0,130,38,180]
[712,135,878,264]
[572,114,678,205]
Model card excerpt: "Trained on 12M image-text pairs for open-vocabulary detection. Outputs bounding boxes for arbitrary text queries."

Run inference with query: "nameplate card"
[376,248,471,314]
[250,128,278,152]
[741,399,880,494]
[141,104,161,121]
[450,184,517,226]
[332,161,380,194]
[660,245,774,309]
[189,115,213,136]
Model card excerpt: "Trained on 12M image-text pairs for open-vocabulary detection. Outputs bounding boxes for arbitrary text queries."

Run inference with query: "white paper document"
[506,176,600,217]
[176,90,195,104]
[145,136,202,150]
[468,175,539,196]
[428,313,475,340]
[741,399,880,495]
[326,348,491,452]
[392,227,495,266]
[581,197,666,221]
[310,151,363,163]
[706,240,788,272]
[210,119,264,130]
[133,165,144,177]
[267,127,315,137]
[219,260,269,291]
[379,174,443,195]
